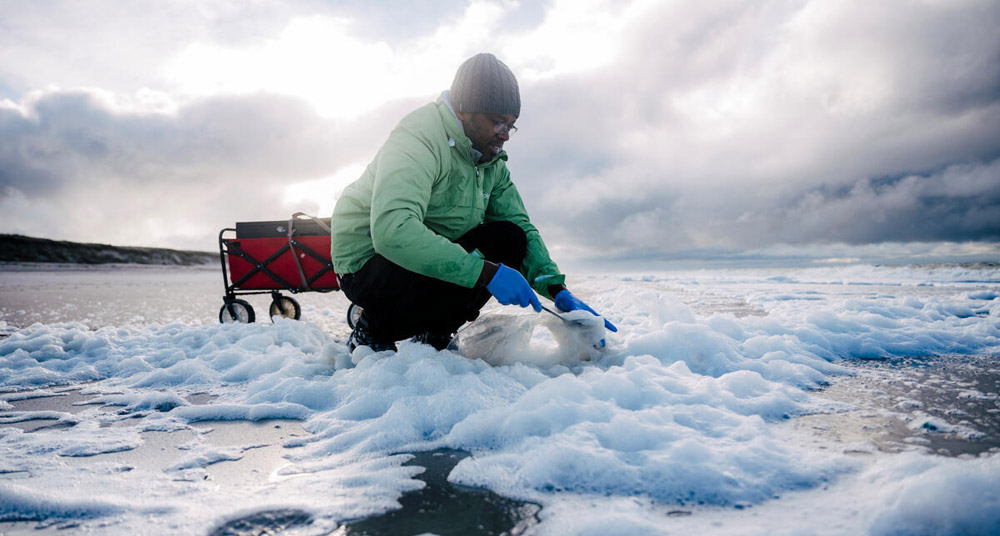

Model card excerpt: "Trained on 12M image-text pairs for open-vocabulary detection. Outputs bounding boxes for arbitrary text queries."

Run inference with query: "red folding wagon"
[217,212,361,326]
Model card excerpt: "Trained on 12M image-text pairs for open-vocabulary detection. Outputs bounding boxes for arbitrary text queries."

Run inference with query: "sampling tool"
[540,304,592,329]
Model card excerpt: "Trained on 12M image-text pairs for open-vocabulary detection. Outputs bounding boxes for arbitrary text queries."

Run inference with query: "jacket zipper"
[474,165,481,222]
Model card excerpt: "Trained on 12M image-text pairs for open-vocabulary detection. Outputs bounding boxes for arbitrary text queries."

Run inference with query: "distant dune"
[0,234,216,265]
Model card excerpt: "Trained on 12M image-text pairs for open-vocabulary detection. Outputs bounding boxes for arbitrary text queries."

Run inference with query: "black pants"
[338,221,528,344]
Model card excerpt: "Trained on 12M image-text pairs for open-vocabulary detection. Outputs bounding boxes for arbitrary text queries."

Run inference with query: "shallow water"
[338,449,540,536]
[798,355,1000,457]
[0,263,354,338]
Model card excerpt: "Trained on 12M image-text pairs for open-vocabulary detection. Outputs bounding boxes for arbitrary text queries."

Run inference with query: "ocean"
[1,262,998,535]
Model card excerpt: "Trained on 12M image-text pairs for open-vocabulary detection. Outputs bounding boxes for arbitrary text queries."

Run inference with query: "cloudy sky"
[2,0,998,267]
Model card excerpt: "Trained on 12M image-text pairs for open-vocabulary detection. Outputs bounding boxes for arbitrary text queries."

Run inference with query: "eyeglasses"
[487,116,518,136]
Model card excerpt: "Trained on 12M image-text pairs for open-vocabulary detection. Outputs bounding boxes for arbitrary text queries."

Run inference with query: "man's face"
[457,112,518,159]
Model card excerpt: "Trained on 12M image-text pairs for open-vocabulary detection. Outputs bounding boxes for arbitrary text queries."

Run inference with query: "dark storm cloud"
[508,0,1000,259]
[0,90,343,193]
[0,87,419,248]
[535,154,1000,259]
[768,159,1000,245]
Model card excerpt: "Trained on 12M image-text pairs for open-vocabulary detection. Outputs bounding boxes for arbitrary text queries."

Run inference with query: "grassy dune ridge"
[0,234,216,265]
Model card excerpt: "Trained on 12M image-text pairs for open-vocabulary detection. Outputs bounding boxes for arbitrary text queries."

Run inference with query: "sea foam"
[0,264,998,534]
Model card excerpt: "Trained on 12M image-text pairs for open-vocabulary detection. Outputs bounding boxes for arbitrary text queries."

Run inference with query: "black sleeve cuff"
[547,284,567,300]
[477,261,499,287]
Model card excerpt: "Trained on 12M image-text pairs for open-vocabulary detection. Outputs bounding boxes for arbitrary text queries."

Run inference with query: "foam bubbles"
[0,263,998,534]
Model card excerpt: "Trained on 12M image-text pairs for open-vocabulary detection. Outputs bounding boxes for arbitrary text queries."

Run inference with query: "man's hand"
[486,264,542,311]
[554,290,618,332]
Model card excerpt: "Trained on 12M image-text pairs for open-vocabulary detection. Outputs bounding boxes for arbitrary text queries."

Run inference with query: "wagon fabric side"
[218,213,343,324]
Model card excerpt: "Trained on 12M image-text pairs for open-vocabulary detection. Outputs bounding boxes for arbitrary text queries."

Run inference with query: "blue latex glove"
[554,290,618,332]
[487,264,542,312]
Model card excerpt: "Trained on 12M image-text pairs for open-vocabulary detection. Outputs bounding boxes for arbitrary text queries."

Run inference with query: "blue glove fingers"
[515,280,542,311]
[555,290,616,332]
[528,290,542,312]
[553,289,573,313]
[487,264,541,311]
[554,289,589,313]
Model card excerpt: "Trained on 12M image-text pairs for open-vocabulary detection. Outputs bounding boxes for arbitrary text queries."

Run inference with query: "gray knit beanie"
[450,53,520,117]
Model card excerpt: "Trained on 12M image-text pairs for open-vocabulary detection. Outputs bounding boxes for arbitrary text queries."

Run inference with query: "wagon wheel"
[269,295,302,321]
[346,303,363,329]
[219,299,255,324]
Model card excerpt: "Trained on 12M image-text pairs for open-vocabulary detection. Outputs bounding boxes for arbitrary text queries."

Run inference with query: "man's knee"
[492,220,527,258]
[466,221,527,268]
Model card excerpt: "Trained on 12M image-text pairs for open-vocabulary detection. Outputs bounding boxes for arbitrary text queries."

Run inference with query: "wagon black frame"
[217,212,341,324]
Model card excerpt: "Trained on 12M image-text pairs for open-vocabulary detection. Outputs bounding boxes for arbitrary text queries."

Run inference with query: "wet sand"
[0,387,539,535]
[789,354,1000,457]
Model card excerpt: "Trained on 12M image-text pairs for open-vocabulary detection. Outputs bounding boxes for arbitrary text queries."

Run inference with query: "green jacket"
[330,99,565,297]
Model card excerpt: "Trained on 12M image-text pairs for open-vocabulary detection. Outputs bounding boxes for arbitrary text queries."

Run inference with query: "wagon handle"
[291,212,331,233]
[286,212,331,291]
